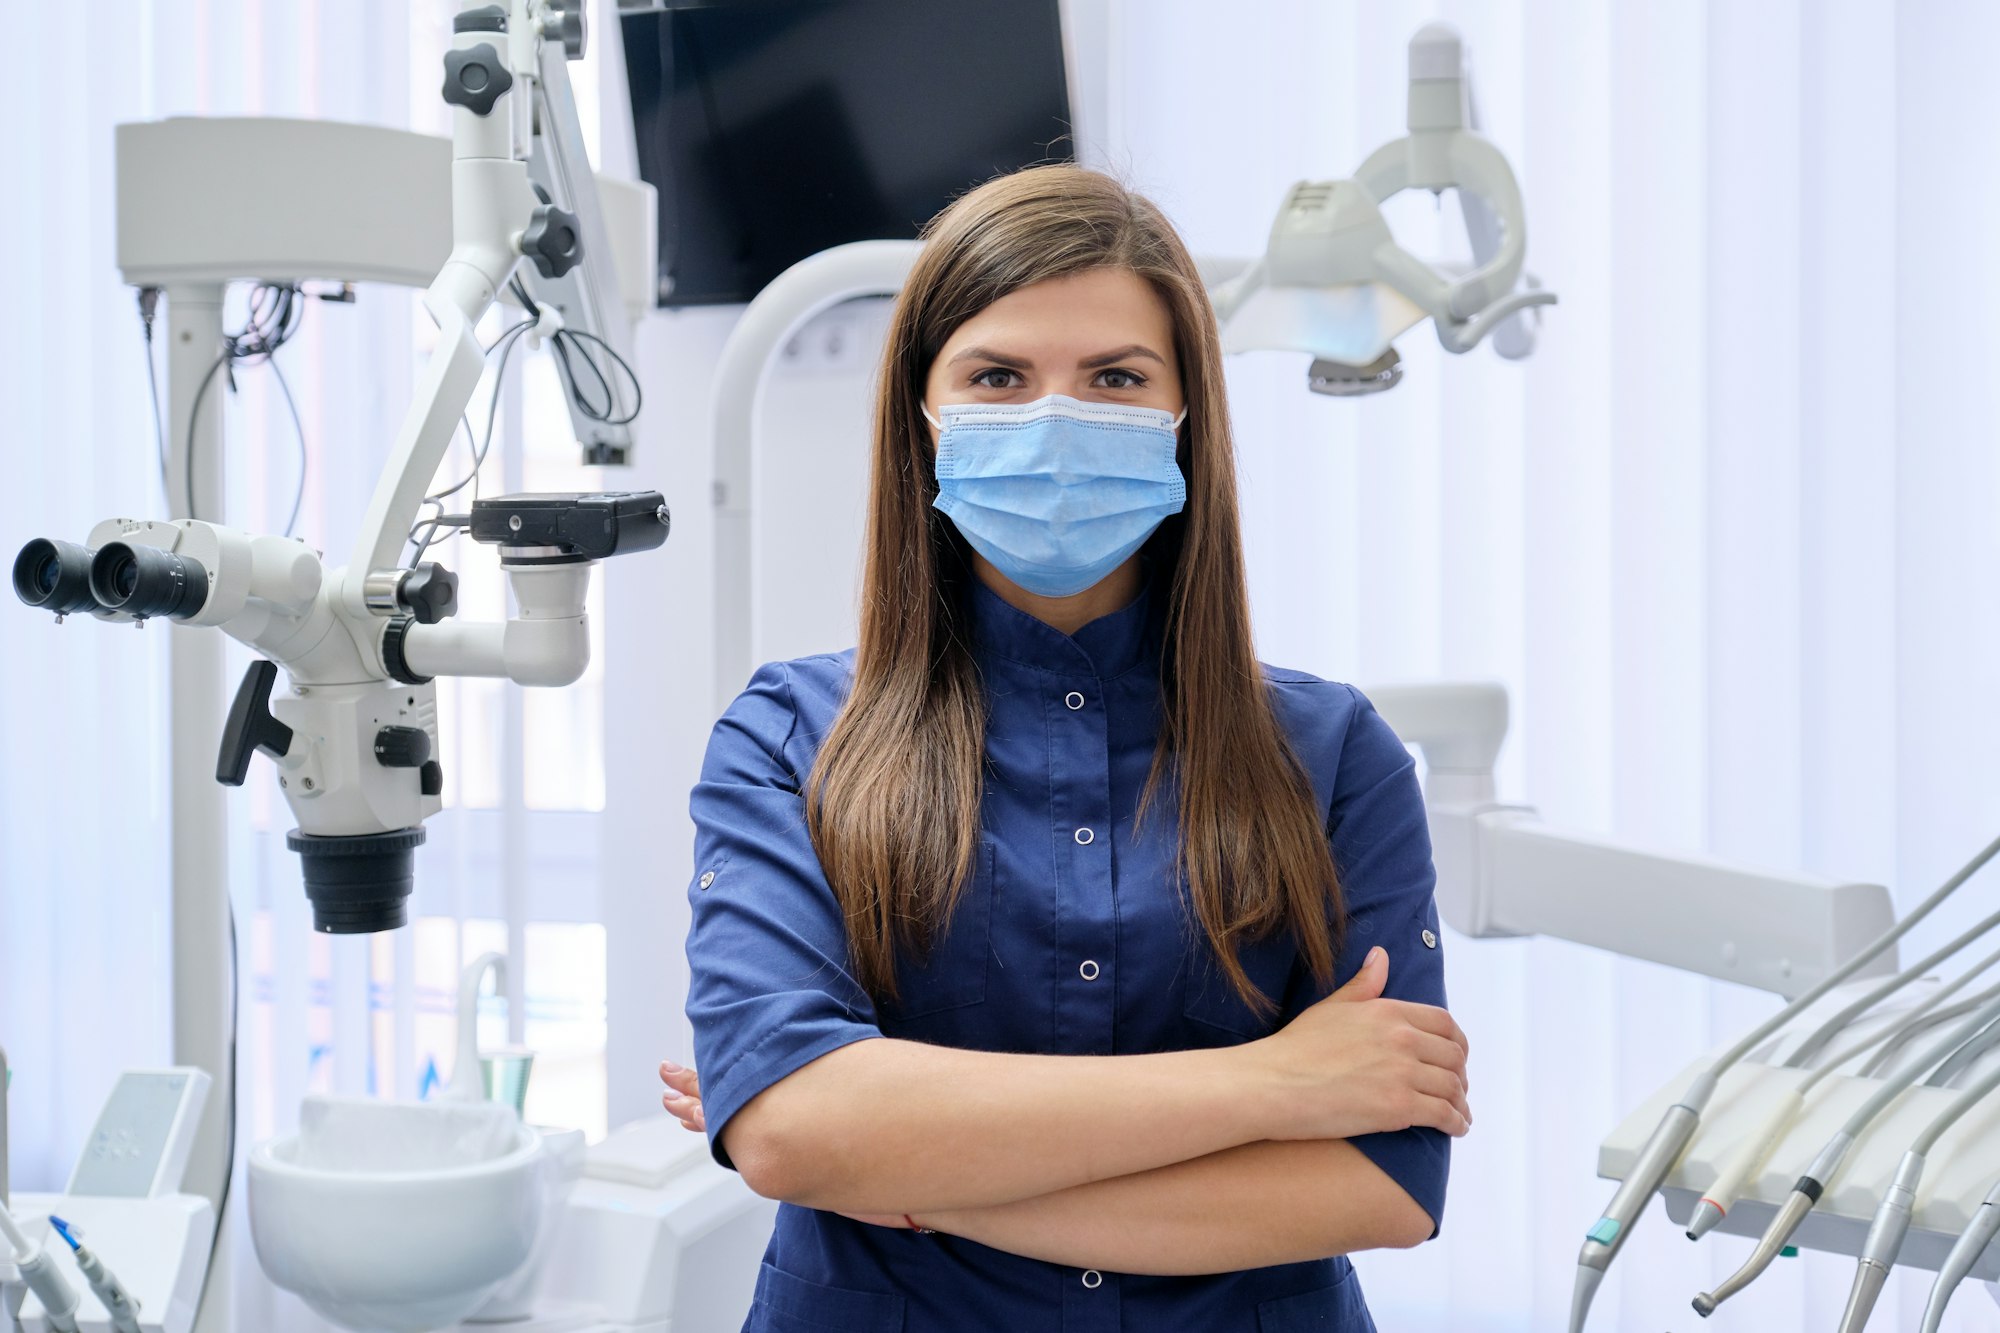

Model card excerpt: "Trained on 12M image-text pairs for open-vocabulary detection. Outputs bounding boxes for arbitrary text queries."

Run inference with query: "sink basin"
[249,1096,544,1332]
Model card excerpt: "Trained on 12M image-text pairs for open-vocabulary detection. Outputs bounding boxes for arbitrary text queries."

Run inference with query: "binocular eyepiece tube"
[12,538,101,615]
[90,541,209,619]
[10,537,211,621]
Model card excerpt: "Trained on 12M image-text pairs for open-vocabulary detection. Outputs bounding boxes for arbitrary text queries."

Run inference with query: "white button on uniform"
[1079,960,1100,980]
[699,871,715,890]
[1081,1270,1103,1289]
[1422,928,1438,949]
[1065,691,1085,710]
[1074,827,1094,845]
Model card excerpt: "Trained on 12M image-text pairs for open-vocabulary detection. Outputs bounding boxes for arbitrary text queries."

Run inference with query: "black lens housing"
[13,539,101,615]
[287,828,426,934]
[89,542,210,619]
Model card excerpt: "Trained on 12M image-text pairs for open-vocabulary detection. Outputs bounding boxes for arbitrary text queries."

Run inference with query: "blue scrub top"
[686,570,1449,1333]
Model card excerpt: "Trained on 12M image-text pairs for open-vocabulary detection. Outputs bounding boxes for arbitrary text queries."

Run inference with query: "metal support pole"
[162,282,236,1333]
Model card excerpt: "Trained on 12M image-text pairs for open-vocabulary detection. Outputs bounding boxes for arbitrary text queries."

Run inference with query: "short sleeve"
[685,662,883,1172]
[1284,684,1451,1235]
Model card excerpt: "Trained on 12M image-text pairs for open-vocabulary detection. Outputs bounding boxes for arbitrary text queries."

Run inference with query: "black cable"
[507,274,643,426]
[405,318,536,565]
[181,283,313,534]
[140,290,168,497]
[198,903,240,1296]
[267,356,309,540]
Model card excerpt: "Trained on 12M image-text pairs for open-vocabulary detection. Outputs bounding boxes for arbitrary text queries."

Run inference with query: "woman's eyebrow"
[946,345,1033,369]
[1079,344,1167,369]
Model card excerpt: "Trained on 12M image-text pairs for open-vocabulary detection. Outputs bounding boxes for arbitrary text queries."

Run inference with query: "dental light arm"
[1211,23,1556,393]
[10,0,668,935]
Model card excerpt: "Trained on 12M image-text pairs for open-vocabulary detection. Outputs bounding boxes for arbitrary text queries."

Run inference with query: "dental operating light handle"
[1921,1178,2000,1333]
[1572,830,2000,1332]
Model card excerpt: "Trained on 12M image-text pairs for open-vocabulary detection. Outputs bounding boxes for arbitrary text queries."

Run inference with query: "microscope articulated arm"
[398,563,592,687]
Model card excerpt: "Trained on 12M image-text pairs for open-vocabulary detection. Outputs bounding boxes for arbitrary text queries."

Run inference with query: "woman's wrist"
[1211,1037,1287,1141]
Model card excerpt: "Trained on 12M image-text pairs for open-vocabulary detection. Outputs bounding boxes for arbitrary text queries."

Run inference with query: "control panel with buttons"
[65,1067,212,1198]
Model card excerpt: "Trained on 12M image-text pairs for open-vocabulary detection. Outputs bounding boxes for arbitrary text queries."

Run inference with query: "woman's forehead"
[936,268,1176,367]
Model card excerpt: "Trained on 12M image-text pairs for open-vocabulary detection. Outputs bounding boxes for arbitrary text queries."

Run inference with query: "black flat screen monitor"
[621,0,1073,307]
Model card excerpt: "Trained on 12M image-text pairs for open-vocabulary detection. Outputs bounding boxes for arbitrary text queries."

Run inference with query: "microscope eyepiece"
[13,539,102,615]
[89,542,209,620]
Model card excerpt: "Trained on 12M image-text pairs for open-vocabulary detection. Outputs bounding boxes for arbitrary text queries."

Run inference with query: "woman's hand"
[1245,945,1471,1142]
[659,1059,706,1133]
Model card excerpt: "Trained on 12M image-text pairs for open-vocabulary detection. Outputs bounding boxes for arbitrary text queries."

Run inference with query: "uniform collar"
[963,563,1164,682]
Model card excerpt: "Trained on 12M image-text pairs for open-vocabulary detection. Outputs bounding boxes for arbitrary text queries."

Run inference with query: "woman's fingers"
[1410,1064,1471,1131]
[1414,1092,1472,1137]
[1387,1002,1468,1055]
[659,1061,702,1098]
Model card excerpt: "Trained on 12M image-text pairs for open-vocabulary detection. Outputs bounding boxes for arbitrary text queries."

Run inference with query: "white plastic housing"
[2,1193,214,1333]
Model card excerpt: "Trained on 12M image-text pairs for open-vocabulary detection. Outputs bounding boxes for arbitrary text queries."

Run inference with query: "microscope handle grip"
[217,659,295,786]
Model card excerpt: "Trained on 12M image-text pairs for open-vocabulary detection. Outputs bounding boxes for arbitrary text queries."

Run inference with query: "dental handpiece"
[1567,830,2000,1333]
[1834,1060,2000,1333]
[49,1216,142,1333]
[0,1201,80,1333]
[1694,986,2000,1317]
[1689,972,2000,1242]
[1921,1175,2000,1333]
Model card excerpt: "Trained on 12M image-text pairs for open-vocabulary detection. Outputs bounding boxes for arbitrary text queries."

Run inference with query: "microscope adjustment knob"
[542,0,587,60]
[442,42,513,118]
[522,204,584,280]
[400,563,458,625]
[373,726,433,770]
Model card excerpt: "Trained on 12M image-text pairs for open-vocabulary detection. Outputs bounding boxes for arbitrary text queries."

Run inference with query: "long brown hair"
[806,164,1342,1017]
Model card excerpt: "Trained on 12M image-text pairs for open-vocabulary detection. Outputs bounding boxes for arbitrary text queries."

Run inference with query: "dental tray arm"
[1364,682,1899,998]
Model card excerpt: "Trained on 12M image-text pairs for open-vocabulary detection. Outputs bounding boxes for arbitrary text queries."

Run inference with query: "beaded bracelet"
[904,1214,938,1235]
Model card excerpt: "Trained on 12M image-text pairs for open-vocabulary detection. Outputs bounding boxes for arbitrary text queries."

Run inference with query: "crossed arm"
[663,952,1463,1273]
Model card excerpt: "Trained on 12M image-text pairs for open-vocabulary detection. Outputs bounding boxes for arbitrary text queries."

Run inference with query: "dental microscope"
[11,0,666,938]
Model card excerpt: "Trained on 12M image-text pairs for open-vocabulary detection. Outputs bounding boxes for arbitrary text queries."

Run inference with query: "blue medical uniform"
[686,571,1449,1332]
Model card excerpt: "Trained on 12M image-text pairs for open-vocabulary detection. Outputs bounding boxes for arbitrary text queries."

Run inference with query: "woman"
[664,164,1470,1332]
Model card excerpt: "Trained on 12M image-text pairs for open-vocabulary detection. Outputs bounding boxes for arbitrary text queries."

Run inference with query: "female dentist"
[660,164,1470,1332]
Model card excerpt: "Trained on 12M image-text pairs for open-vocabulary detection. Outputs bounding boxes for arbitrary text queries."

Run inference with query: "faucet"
[444,954,507,1103]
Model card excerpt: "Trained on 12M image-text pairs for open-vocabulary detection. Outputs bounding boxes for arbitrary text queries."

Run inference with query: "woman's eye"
[971,368,1023,390]
[1095,368,1147,390]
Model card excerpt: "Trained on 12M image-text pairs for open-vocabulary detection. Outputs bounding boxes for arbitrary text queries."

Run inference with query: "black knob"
[442,43,513,117]
[522,204,583,279]
[218,660,295,786]
[420,759,445,798]
[543,0,586,59]
[373,726,433,770]
[400,563,458,624]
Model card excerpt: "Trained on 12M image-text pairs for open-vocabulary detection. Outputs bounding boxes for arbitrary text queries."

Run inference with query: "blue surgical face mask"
[926,393,1188,599]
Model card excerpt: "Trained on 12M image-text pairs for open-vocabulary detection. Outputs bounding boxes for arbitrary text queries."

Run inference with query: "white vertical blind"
[1068,1,2000,1329]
